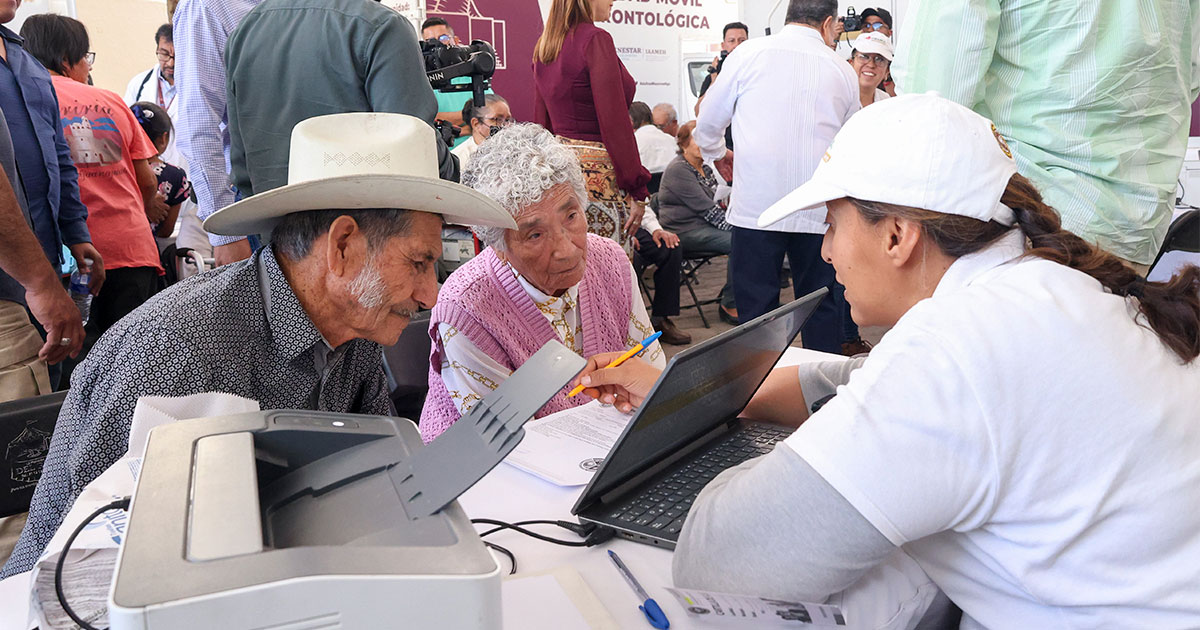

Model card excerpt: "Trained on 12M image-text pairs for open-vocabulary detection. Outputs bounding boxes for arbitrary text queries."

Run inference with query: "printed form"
[504,400,633,486]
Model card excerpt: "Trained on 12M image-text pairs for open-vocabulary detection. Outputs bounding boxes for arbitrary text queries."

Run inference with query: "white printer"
[107,341,585,630]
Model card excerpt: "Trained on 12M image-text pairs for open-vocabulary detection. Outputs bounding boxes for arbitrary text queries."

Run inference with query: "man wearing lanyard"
[123,24,182,167]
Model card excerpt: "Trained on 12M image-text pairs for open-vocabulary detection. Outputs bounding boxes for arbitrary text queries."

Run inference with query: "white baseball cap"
[758,93,1018,229]
[850,31,893,61]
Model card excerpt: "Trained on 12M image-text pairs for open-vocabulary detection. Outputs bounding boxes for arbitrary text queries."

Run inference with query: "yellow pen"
[567,331,663,398]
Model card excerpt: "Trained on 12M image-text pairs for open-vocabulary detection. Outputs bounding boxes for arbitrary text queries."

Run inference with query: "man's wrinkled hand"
[26,278,84,364]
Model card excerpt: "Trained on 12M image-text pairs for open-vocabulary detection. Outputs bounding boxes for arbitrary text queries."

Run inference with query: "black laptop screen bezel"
[570,288,827,515]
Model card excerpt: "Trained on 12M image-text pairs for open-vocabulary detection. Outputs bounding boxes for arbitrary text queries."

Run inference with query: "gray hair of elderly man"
[462,123,587,251]
[652,103,677,123]
[270,208,415,261]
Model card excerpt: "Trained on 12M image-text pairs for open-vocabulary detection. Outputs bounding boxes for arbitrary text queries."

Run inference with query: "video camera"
[708,49,729,75]
[420,38,496,109]
[839,6,862,32]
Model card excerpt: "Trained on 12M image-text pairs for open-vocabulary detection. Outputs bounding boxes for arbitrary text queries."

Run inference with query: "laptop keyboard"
[605,424,790,537]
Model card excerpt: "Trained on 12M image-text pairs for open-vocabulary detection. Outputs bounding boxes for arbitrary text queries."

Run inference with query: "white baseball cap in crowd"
[850,31,893,61]
[758,92,1018,229]
[205,113,517,236]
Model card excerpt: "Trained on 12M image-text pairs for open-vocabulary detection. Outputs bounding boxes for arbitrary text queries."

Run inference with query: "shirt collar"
[507,262,580,311]
[783,23,826,42]
[0,25,21,45]
[258,246,327,361]
[933,230,1027,298]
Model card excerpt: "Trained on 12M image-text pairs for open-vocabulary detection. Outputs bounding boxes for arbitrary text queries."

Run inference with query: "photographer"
[697,21,749,100]
[422,17,495,146]
[225,0,457,203]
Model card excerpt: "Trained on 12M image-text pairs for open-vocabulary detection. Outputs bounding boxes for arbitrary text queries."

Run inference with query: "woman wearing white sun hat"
[572,93,1200,628]
[849,31,893,108]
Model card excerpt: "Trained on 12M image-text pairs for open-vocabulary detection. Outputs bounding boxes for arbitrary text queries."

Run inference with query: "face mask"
[488,125,502,137]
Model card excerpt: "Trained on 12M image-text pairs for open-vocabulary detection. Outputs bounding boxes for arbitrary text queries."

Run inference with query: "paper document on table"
[667,587,846,626]
[504,399,633,486]
[502,567,619,630]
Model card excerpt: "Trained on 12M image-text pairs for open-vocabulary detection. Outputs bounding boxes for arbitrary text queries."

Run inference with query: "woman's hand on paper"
[574,353,664,413]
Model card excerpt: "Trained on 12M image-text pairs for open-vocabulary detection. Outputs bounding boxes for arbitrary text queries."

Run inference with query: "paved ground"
[645,255,887,360]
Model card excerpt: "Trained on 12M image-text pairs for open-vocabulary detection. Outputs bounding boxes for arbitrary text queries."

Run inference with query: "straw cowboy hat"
[204,112,517,235]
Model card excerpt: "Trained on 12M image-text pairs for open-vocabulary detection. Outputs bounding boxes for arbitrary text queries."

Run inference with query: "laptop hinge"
[593,419,737,508]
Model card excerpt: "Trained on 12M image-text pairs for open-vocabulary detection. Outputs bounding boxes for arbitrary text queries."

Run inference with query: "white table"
[0,347,844,630]
[457,346,843,629]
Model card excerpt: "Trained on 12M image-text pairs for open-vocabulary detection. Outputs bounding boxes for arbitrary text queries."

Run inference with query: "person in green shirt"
[893,0,1200,269]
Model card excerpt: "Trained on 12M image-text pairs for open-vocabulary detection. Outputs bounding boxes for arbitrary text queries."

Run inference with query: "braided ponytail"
[1000,174,1200,363]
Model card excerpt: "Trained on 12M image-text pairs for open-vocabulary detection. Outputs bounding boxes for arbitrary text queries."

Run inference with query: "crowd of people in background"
[1,0,1199,624]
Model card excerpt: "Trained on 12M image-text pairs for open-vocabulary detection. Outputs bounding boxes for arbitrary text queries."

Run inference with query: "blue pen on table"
[608,549,670,629]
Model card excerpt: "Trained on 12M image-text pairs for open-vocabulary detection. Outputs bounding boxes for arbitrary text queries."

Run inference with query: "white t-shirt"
[787,231,1200,628]
[123,65,184,169]
[451,136,481,171]
[634,124,678,173]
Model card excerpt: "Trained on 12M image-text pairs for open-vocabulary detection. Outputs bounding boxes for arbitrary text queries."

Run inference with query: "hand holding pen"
[568,332,664,412]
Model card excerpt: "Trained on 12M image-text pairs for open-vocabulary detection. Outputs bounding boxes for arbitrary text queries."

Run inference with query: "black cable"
[471,518,590,547]
[484,542,517,575]
[476,519,595,539]
[55,497,131,630]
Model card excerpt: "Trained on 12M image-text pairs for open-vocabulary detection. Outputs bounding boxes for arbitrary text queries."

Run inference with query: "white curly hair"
[461,123,587,250]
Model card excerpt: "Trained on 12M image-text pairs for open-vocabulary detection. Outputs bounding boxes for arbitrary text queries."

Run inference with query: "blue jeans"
[677,225,735,310]
[729,227,850,353]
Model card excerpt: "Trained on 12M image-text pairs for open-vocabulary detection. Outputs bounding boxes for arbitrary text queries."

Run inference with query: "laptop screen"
[573,289,826,511]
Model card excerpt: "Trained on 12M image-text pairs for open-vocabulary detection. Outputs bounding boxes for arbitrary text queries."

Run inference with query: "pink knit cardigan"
[419,233,632,442]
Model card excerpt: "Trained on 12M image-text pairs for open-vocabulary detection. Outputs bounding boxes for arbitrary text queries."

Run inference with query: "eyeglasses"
[483,115,513,126]
[84,51,95,66]
[863,21,888,31]
[155,49,175,62]
[852,52,889,65]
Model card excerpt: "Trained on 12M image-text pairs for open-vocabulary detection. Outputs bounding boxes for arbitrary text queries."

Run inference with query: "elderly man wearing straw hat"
[0,113,516,578]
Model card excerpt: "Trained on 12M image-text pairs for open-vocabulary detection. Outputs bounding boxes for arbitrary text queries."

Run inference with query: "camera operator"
[697,21,749,102]
[225,0,457,204]
[422,17,495,146]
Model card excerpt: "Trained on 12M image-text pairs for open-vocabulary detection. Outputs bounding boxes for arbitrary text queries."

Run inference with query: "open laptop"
[571,288,828,549]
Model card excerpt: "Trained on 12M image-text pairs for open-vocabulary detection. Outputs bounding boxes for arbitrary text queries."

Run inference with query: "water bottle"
[69,258,92,326]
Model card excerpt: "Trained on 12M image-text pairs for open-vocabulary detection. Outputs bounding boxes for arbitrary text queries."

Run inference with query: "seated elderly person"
[658,120,738,324]
[419,123,666,442]
[0,113,514,578]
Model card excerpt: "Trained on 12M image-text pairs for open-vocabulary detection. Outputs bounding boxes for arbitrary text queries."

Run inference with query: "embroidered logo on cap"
[991,124,1012,159]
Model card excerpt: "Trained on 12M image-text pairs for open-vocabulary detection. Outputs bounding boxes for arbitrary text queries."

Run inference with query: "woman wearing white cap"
[849,31,893,108]
[573,93,1200,627]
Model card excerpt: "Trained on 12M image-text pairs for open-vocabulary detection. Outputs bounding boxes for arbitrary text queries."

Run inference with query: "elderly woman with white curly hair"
[419,124,666,442]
